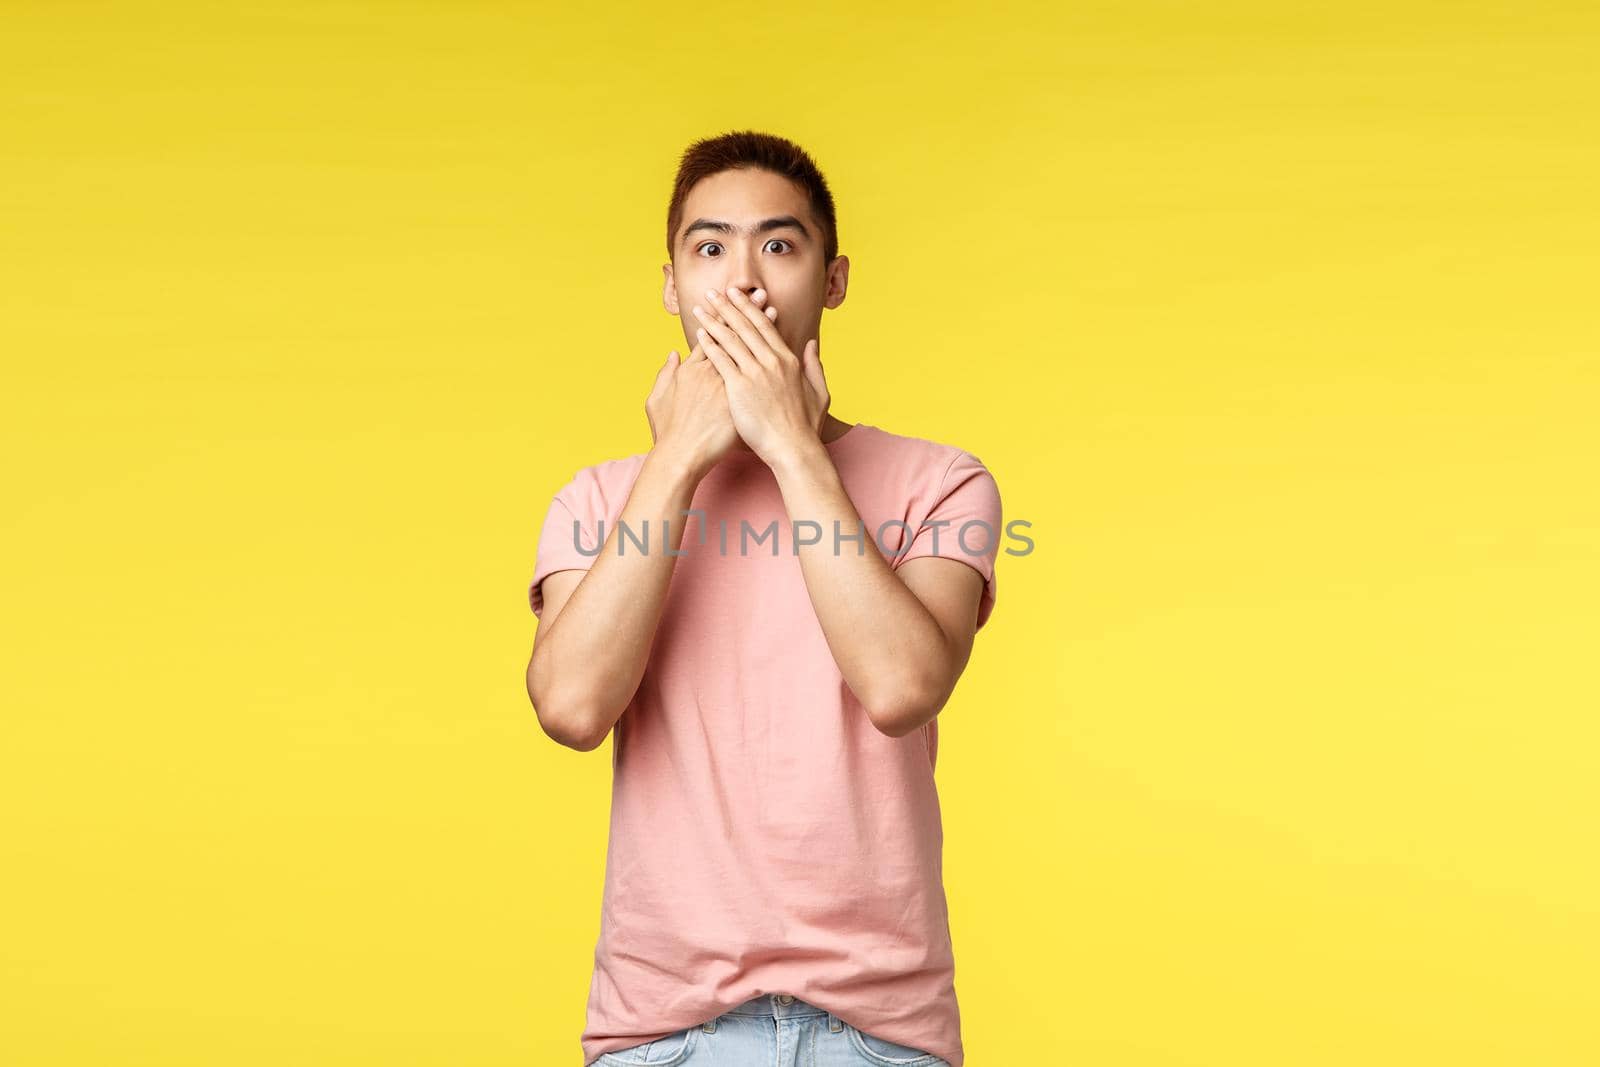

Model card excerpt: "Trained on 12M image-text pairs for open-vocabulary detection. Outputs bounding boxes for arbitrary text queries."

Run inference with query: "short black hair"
[666,130,839,265]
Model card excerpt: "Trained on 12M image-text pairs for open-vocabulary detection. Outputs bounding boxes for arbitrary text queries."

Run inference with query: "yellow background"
[3,2,1595,1064]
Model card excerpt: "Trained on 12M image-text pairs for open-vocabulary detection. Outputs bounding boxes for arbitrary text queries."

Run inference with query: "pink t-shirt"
[527,422,1001,1067]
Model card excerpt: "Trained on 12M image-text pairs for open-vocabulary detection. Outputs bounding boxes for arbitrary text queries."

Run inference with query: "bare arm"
[688,285,992,737]
[769,443,985,737]
[524,447,708,750]
[525,319,754,750]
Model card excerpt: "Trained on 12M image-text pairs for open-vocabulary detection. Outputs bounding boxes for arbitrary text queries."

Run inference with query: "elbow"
[868,633,965,737]
[865,679,947,739]
[533,692,611,751]
[558,720,612,752]
[526,660,610,752]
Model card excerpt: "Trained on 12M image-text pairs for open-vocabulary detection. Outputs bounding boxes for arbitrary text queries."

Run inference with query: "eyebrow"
[679,215,811,247]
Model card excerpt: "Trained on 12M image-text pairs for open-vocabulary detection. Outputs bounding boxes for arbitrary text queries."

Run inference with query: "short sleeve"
[527,470,605,618]
[892,450,1003,631]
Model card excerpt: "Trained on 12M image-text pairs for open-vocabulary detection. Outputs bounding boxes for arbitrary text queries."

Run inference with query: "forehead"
[679,168,812,226]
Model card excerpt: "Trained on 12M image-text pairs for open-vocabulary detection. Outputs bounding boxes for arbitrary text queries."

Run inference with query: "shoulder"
[851,422,996,488]
[552,449,650,517]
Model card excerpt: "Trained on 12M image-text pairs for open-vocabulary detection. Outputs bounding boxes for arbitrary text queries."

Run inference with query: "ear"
[822,254,849,309]
[662,262,680,315]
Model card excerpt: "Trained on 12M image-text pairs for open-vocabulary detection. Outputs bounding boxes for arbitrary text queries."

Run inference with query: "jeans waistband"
[725,993,830,1019]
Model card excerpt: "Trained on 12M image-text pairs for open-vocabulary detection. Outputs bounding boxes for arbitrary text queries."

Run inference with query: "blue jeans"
[593,993,952,1067]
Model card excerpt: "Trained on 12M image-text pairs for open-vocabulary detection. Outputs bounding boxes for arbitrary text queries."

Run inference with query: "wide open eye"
[697,242,724,257]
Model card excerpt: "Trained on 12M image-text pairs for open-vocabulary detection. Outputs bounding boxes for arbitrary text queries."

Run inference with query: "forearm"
[529,446,706,745]
[769,442,952,736]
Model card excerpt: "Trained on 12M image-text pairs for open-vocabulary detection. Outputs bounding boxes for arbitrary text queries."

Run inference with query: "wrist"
[645,441,712,489]
[766,433,832,483]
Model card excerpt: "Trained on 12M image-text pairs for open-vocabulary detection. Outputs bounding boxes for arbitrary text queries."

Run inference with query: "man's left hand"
[690,286,830,468]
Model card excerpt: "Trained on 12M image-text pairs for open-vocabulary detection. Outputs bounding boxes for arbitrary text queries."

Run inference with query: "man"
[525,130,1000,1067]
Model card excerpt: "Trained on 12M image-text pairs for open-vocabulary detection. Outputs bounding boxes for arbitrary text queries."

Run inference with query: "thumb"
[653,350,676,388]
[802,338,826,396]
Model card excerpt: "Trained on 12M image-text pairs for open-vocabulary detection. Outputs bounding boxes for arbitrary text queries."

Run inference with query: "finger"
[803,338,829,397]
[713,287,779,365]
[737,286,787,346]
[648,351,676,437]
[652,349,677,390]
[704,289,774,367]
[698,328,739,381]
[692,300,753,370]
[682,339,707,365]
[717,286,793,365]
[693,294,753,361]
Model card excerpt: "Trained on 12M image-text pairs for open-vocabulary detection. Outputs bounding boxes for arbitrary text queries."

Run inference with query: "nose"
[725,246,763,299]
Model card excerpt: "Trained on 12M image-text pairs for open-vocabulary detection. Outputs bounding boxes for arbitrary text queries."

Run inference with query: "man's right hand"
[646,294,779,475]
